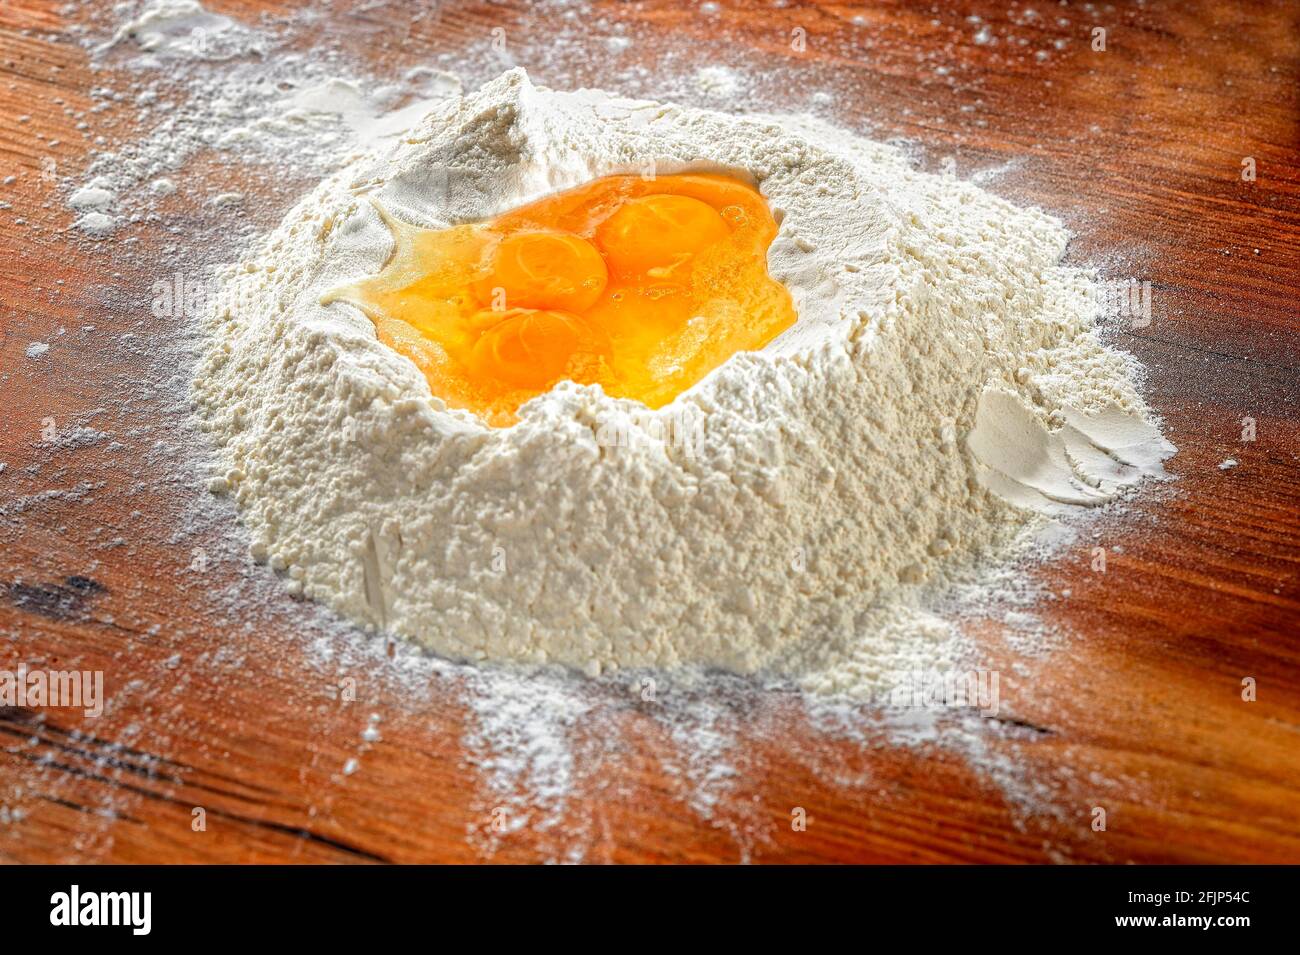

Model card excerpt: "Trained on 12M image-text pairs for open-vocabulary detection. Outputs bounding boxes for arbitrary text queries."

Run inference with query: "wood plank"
[1,0,1298,863]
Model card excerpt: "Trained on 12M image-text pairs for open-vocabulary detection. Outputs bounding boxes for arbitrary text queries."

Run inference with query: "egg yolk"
[596,194,730,279]
[466,307,610,390]
[471,231,608,312]
[325,173,797,426]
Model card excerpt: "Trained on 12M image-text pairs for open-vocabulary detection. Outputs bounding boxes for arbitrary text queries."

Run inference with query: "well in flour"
[324,172,796,426]
[192,69,1174,698]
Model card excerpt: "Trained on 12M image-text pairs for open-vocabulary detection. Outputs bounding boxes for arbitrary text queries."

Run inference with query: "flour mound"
[192,69,1172,695]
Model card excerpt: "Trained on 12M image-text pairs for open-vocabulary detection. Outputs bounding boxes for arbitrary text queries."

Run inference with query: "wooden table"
[1,0,1297,863]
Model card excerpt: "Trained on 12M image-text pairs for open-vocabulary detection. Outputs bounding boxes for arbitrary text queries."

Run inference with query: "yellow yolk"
[326,173,797,426]
[466,308,610,390]
[471,231,608,312]
[596,194,730,279]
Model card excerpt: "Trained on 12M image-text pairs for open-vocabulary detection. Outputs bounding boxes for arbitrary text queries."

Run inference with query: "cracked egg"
[328,173,796,426]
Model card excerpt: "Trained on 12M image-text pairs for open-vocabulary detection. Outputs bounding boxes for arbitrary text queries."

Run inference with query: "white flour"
[192,69,1173,696]
[2,0,1184,863]
[96,0,270,62]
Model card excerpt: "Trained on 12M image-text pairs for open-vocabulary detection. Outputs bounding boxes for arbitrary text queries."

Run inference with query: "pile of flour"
[192,69,1172,696]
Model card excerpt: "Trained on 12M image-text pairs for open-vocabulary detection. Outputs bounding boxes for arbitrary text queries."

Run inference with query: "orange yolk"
[466,308,610,390]
[471,231,608,312]
[327,173,797,426]
[596,194,730,279]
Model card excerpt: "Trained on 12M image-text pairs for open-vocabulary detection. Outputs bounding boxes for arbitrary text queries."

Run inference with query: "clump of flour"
[95,0,271,62]
[192,69,1172,698]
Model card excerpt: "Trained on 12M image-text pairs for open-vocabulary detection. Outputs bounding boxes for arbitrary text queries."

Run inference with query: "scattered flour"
[69,183,116,211]
[7,0,1180,862]
[269,72,464,143]
[192,69,1174,698]
[695,65,744,100]
[64,6,462,243]
[73,212,117,238]
[96,0,270,62]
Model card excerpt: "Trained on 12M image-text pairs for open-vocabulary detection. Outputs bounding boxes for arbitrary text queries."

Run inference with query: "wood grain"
[1,0,1298,863]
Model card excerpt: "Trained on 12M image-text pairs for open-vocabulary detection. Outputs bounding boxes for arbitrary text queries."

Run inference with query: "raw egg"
[326,173,797,426]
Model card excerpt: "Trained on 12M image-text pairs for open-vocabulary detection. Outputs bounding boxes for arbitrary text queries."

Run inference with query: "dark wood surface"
[1,0,1298,863]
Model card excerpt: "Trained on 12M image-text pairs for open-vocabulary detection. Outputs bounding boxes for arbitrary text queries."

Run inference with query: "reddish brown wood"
[1,0,1298,863]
